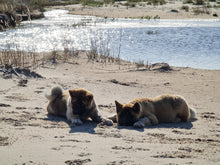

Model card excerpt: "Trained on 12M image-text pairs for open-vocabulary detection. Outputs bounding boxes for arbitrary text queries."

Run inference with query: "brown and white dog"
[45,86,113,126]
[109,94,197,128]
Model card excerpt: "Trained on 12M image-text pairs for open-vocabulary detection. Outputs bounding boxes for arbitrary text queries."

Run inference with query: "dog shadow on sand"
[150,119,197,129]
[46,114,100,134]
[46,115,197,133]
[118,119,198,132]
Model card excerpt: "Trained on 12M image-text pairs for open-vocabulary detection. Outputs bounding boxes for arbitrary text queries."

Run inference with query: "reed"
[0,49,39,68]
[87,28,123,69]
[193,6,210,15]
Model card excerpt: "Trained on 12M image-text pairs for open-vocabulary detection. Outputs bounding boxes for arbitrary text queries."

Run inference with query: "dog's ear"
[133,103,141,113]
[86,93,93,102]
[69,89,76,98]
[115,100,123,114]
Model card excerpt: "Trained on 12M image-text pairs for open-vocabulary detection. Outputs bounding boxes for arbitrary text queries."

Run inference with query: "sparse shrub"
[205,3,212,8]
[181,5,190,12]
[154,15,160,19]
[82,0,104,7]
[144,15,152,19]
[144,0,166,5]
[135,60,145,69]
[183,0,193,4]
[193,0,205,5]
[123,2,136,7]
[193,7,210,14]
[72,22,87,28]
[130,3,136,7]
[128,0,140,2]
[51,50,59,64]
[213,13,218,17]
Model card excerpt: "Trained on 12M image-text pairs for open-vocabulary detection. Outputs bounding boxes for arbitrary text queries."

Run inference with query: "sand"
[0,51,220,164]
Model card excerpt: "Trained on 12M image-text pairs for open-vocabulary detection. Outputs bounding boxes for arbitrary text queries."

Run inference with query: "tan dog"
[109,94,196,128]
[45,86,113,126]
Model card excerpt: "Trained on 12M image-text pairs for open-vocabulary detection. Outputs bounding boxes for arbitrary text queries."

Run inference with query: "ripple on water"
[0,9,220,70]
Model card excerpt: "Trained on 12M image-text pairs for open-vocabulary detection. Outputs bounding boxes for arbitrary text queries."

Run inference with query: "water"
[0,9,220,70]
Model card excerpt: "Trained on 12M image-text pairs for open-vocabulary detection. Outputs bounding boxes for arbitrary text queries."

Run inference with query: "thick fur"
[45,86,113,126]
[109,94,197,128]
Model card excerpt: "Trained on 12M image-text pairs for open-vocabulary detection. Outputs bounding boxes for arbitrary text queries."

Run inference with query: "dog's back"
[151,95,192,123]
[134,95,194,123]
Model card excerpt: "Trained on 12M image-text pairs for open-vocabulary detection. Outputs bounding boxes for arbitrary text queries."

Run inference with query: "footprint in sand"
[65,159,91,165]
[0,136,9,146]
[201,112,216,119]
[0,103,11,107]
[78,152,92,157]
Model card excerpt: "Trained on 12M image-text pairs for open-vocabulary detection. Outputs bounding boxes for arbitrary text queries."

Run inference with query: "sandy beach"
[0,51,220,164]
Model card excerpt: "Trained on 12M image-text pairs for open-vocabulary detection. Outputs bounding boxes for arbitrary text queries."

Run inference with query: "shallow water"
[0,9,220,70]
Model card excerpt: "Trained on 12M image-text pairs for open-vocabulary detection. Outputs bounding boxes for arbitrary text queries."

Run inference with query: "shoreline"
[0,49,219,71]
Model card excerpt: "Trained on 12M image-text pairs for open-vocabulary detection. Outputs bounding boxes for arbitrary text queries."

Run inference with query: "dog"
[45,86,113,126]
[109,94,197,128]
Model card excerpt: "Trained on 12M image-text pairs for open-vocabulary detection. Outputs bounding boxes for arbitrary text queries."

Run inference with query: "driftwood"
[149,63,173,72]
[0,64,43,79]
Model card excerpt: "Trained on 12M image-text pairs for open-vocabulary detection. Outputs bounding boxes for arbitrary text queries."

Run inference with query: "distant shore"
[49,2,220,19]
[1,1,219,31]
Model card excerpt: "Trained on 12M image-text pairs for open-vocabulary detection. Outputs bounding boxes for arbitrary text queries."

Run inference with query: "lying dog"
[45,86,113,126]
[109,94,196,128]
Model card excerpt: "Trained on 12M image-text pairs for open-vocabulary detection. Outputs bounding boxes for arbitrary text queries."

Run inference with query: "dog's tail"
[189,107,197,119]
[44,86,63,101]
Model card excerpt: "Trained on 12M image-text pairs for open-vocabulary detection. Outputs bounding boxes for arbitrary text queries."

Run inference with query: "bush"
[193,7,210,14]
[128,0,140,2]
[193,0,205,5]
[144,0,166,5]
[183,0,193,4]
[181,5,190,12]
[124,2,136,7]
[213,13,218,17]
[82,0,104,7]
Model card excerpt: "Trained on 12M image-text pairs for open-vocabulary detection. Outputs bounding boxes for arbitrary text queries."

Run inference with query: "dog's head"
[115,100,141,126]
[69,89,94,116]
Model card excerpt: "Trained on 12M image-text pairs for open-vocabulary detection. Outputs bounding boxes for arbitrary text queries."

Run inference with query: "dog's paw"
[150,117,159,125]
[133,121,145,128]
[99,119,113,126]
[71,118,83,126]
[103,119,114,126]
[174,117,181,123]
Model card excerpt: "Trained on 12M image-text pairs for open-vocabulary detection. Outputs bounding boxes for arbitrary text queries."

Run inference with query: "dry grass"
[0,50,39,68]
[0,27,123,70]
[86,29,123,69]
